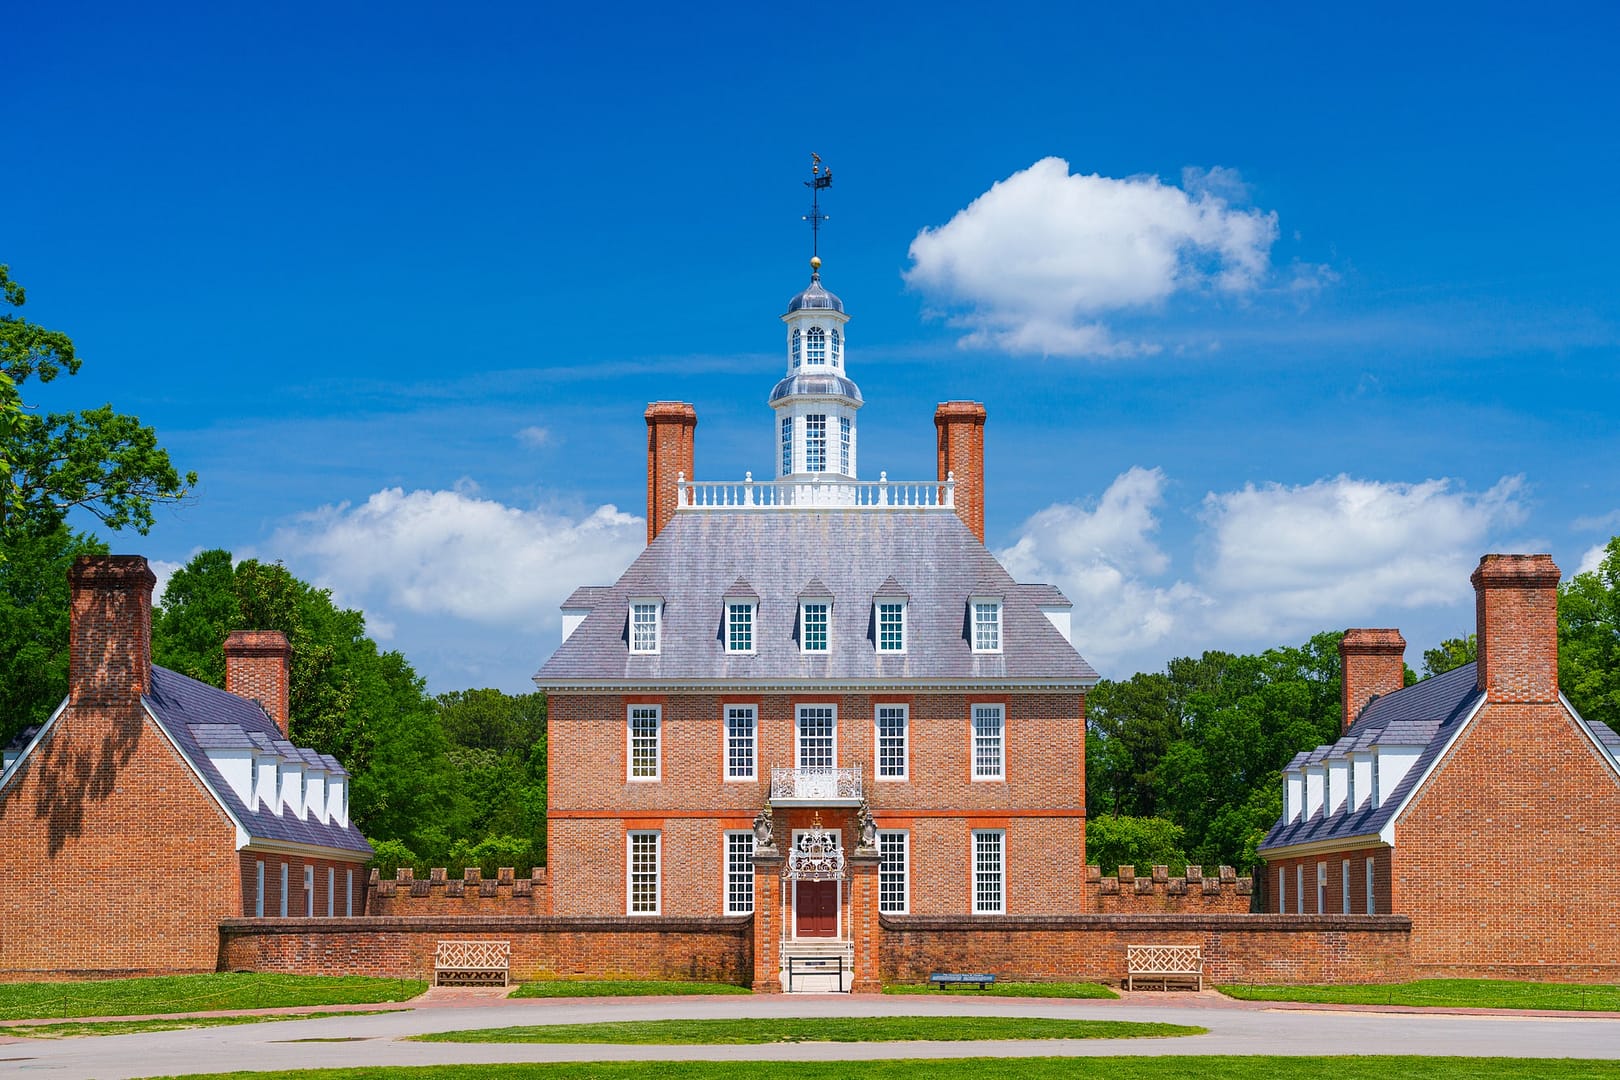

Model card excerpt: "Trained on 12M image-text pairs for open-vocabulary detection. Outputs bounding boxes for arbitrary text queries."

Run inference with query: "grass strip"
[1219,978,1620,1012]
[884,980,1117,999]
[411,1016,1199,1044]
[158,1057,1620,1080]
[509,980,750,998]
[0,973,427,1022]
[0,1010,397,1039]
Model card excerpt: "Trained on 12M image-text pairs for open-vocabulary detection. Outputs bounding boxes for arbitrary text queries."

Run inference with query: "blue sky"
[8,3,1619,693]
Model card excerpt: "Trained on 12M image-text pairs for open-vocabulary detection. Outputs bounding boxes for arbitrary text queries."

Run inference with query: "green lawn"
[161,1059,1620,1080]
[510,980,751,998]
[884,980,1117,999]
[1219,978,1620,1012]
[412,1016,1197,1044]
[0,973,427,1022]
[0,1010,395,1039]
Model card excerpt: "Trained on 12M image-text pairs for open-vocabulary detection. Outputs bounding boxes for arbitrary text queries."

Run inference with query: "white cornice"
[535,678,1097,694]
[1260,832,1388,860]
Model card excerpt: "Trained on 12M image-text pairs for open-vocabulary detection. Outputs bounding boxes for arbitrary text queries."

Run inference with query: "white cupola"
[770,256,862,479]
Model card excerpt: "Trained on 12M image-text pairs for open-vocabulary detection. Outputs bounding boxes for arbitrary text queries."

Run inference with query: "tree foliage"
[1422,634,1477,677]
[1560,536,1620,735]
[0,265,196,541]
[1084,814,1188,876]
[0,525,108,747]
[1086,631,1344,872]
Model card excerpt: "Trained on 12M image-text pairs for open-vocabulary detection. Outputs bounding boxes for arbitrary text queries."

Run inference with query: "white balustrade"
[678,472,955,510]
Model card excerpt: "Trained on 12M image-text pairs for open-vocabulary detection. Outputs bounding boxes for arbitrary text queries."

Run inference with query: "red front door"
[795,880,838,937]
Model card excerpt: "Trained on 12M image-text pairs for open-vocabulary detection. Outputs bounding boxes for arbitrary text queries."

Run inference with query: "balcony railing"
[770,766,864,803]
[678,472,954,510]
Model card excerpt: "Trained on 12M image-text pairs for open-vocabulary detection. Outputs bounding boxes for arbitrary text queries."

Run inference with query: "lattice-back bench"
[1125,944,1202,991]
[434,939,511,987]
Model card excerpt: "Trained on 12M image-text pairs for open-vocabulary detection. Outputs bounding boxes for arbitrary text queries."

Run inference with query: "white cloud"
[268,487,644,631]
[1001,470,1530,676]
[516,425,552,449]
[1578,542,1609,576]
[905,157,1280,357]
[148,558,185,607]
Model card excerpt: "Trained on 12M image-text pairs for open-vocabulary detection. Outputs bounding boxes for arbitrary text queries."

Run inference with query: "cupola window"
[805,414,828,472]
[791,328,801,367]
[839,417,851,474]
[781,416,793,474]
[831,328,842,367]
[806,326,826,364]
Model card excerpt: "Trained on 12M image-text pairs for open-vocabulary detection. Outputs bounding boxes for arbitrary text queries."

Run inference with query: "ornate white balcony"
[770,766,863,806]
[679,472,954,511]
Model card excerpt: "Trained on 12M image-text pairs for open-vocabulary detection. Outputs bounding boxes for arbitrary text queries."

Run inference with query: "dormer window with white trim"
[726,602,756,653]
[806,325,826,364]
[800,600,830,652]
[630,600,662,654]
[971,598,1003,653]
[877,600,906,653]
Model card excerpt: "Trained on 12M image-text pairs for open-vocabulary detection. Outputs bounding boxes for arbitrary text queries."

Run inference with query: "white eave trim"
[534,676,1099,693]
[1382,692,1489,845]
[1259,832,1387,860]
[1560,691,1620,780]
[240,838,374,861]
[0,696,69,795]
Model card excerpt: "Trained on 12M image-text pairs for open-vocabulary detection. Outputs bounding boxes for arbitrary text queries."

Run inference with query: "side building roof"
[536,508,1098,687]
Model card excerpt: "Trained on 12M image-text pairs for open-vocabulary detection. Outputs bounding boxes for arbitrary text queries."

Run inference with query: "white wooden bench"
[434,939,511,987]
[1125,944,1202,991]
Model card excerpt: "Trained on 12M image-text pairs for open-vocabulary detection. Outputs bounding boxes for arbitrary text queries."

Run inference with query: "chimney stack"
[645,401,697,544]
[1472,553,1561,704]
[224,630,293,737]
[935,401,987,544]
[1339,628,1406,732]
[69,555,156,706]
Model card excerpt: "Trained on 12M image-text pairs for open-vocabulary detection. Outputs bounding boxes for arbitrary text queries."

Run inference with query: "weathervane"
[802,153,832,262]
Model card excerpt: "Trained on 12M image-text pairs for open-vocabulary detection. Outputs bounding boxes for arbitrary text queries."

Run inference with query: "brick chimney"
[935,401,987,544]
[645,401,697,544]
[68,555,156,706]
[1339,628,1406,732]
[224,630,293,736]
[1472,553,1561,704]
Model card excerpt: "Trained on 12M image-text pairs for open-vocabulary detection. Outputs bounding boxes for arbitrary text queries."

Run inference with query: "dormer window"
[806,326,826,364]
[971,598,1003,653]
[727,602,756,653]
[831,328,842,367]
[791,328,801,367]
[801,601,830,652]
[877,600,906,653]
[630,600,662,654]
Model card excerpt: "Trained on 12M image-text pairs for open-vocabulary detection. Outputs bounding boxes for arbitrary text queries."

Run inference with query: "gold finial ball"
[810,256,821,271]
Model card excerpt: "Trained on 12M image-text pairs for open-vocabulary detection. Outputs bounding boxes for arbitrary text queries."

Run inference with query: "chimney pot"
[224,630,294,736]
[645,401,697,544]
[935,401,987,543]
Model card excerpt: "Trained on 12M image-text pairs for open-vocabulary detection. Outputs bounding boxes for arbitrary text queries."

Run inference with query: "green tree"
[1084,815,1187,875]
[1560,537,1620,735]
[0,265,196,540]
[434,688,549,871]
[0,525,107,747]
[1422,633,1477,677]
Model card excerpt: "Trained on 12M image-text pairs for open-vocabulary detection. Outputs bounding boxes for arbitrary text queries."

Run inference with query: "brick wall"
[882,913,1413,986]
[1264,848,1393,916]
[547,690,1085,917]
[645,401,697,543]
[935,401,987,543]
[237,851,369,919]
[219,915,752,984]
[1086,865,1253,913]
[369,867,550,916]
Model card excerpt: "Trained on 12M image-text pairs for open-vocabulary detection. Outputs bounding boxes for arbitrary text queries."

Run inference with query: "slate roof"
[1260,663,1485,853]
[143,666,371,856]
[536,508,1098,685]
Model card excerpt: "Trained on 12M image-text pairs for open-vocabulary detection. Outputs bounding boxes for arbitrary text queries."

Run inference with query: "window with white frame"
[1277,866,1286,913]
[806,325,826,364]
[1295,865,1304,914]
[839,416,851,473]
[725,705,756,780]
[256,860,265,918]
[327,866,335,917]
[797,705,835,769]
[805,414,827,472]
[280,862,289,917]
[801,601,829,652]
[725,831,754,914]
[627,831,660,914]
[346,869,354,917]
[831,327,841,366]
[630,601,661,654]
[878,830,908,913]
[971,599,1002,653]
[1316,861,1327,913]
[876,601,905,652]
[726,602,755,653]
[305,864,315,917]
[1366,857,1376,914]
[791,327,801,367]
[1341,859,1350,913]
[972,704,1004,780]
[628,706,660,780]
[875,705,908,779]
[973,829,1005,914]
[781,416,793,474]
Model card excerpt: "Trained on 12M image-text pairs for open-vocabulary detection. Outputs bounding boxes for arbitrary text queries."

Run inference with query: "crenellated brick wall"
[1086,865,1253,913]
[368,867,552,916]
[219,915,751,984]
[882,912,1413,986]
